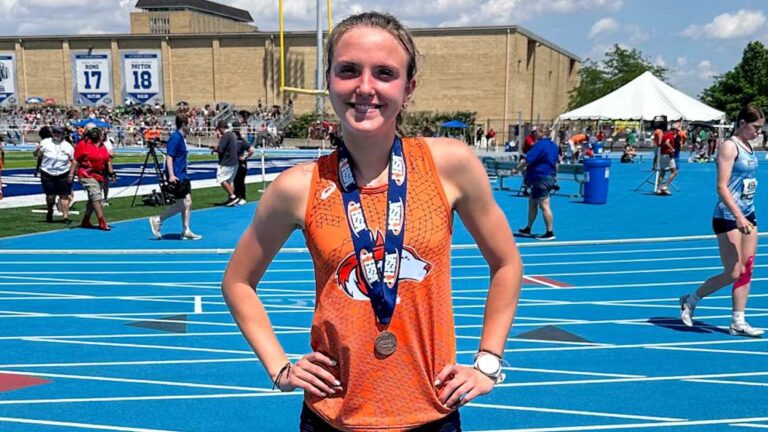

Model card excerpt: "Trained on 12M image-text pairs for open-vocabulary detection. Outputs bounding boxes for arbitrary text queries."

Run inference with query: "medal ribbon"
[338,137,407,325]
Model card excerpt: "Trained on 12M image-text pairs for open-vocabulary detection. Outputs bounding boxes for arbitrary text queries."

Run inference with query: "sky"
[0,0,767,98]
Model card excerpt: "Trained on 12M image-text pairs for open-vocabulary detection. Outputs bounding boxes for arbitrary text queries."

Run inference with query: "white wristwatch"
[473,351,505,384]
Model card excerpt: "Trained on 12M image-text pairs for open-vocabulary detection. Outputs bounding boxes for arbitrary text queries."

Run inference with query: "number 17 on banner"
[73,53,112,106]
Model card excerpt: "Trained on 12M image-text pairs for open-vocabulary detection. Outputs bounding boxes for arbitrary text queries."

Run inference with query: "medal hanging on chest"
[338,137,407,357]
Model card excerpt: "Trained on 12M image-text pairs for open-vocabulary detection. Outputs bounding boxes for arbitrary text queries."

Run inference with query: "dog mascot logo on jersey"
[336,232,432,301]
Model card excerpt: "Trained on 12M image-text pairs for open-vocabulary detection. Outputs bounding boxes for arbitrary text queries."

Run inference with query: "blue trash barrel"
[593,141,604,155]
[583,157,611,204]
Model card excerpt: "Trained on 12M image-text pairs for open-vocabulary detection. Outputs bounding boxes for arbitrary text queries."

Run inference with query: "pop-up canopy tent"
[558,71,726,122]
[440,120,469,128]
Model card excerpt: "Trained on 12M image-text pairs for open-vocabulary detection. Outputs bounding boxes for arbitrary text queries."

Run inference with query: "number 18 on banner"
[72,53,113,106]
[121,51,163,106]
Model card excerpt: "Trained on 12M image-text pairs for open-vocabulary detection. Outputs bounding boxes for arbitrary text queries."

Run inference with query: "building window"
[150,16,170,34]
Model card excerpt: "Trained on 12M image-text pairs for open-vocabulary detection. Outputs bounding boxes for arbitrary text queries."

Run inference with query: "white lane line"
[0,310,233,319]
[0,357,256,368]
[523,276,561,288]
[648,346,768,356]
[456,335,610,346]
[0,331,243,341]
[0,290,90,298]
[466,416,768,432]
[0,370,273,393]
[685,378,768,388]
[731,424,768,429]
[454,254,734,270]
[0,392,302,405]
[0,417,175,432]
[0,270,228,275]
[491,371,768,389]
[454,337,768,355]
[22,337,256,355]
[465,402,683,422]
[508,367,643,378]
[0,245,749,264]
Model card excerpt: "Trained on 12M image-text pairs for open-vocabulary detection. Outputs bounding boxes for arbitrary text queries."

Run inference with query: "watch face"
[478,354,501,375]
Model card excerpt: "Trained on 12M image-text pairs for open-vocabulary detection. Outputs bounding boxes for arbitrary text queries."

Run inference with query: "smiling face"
[328,26,415,140]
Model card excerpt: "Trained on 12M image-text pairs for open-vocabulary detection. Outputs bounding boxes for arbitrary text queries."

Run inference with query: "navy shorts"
[712,213,757,234]
[40,171,72,196]
[530,175,557,201]
[299,404,461,432]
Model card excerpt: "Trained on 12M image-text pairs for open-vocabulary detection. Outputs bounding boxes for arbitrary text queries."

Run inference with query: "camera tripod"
[130,142,173,207]
[634,148,680,194]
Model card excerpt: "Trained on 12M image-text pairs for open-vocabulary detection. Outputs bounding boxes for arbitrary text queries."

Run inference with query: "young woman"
[222,12,522,431]
[680,105,765,337]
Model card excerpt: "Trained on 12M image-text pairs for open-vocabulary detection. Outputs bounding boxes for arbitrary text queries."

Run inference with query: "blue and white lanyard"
[338,137,407,325]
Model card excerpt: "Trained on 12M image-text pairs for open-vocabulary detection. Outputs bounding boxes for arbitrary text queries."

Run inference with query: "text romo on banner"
[72,52,113,106]
[121,51,164,106]
[0,53,18,107]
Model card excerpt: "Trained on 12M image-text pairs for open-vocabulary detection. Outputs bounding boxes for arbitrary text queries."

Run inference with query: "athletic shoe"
[63,218,72,226]
[98,222,111,231]
[81,219,94,229]
[225,196,239,207]
[148,216,162,239]
[729,322,765,337]
[680,295,695,327]
[518,227,532,237]
[237,198,247,206]
[536,231,556,241]
[182,230,202,240]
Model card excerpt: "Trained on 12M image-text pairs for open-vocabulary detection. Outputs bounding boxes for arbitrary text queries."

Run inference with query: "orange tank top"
[303,137,455,430]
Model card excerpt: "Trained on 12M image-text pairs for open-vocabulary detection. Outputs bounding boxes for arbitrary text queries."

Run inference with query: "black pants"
[299,404,461,432]
[234,161,247,200]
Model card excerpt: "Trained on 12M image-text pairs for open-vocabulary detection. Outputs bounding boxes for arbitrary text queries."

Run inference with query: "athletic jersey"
[304,137,455,431]
[569,133,587,144]
[714,138,758,220]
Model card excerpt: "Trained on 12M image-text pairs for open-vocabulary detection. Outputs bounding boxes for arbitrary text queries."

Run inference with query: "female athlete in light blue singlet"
[679,105,765,337]
[713,138,758,222]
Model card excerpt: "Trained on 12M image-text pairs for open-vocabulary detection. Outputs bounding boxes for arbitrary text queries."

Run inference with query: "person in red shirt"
[522,127,541,154]
[596,129,605,142]
[486,127,497,148]
[656,124,679,194]
[68,124,115,230]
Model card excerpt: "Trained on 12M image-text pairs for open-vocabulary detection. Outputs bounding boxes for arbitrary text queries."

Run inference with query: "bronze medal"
[374,331,397,356]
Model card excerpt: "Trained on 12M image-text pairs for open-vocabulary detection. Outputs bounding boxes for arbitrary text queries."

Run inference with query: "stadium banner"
[71,51,113,106]
[120,50,163,106]
[0,52,18,107]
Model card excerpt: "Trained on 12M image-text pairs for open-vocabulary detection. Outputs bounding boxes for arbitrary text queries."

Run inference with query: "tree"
[568,45,668,109]
[700,41,768,121]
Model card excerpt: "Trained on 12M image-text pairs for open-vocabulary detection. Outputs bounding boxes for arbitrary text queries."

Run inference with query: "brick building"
[0,0,580,134]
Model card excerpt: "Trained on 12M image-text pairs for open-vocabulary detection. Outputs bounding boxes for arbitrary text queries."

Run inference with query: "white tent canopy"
[558,71,726,122]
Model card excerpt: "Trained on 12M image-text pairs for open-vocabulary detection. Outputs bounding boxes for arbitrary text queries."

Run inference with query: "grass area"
[2,151,219,169]
[0,182,266,238]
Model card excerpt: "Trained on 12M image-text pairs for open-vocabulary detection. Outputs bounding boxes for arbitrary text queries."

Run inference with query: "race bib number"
[742,178,757,200]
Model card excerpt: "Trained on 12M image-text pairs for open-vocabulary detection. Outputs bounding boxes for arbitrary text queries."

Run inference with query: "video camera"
[147,138,167,149]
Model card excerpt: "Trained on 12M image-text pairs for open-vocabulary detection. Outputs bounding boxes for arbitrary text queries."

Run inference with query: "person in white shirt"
[34,126,75,223]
